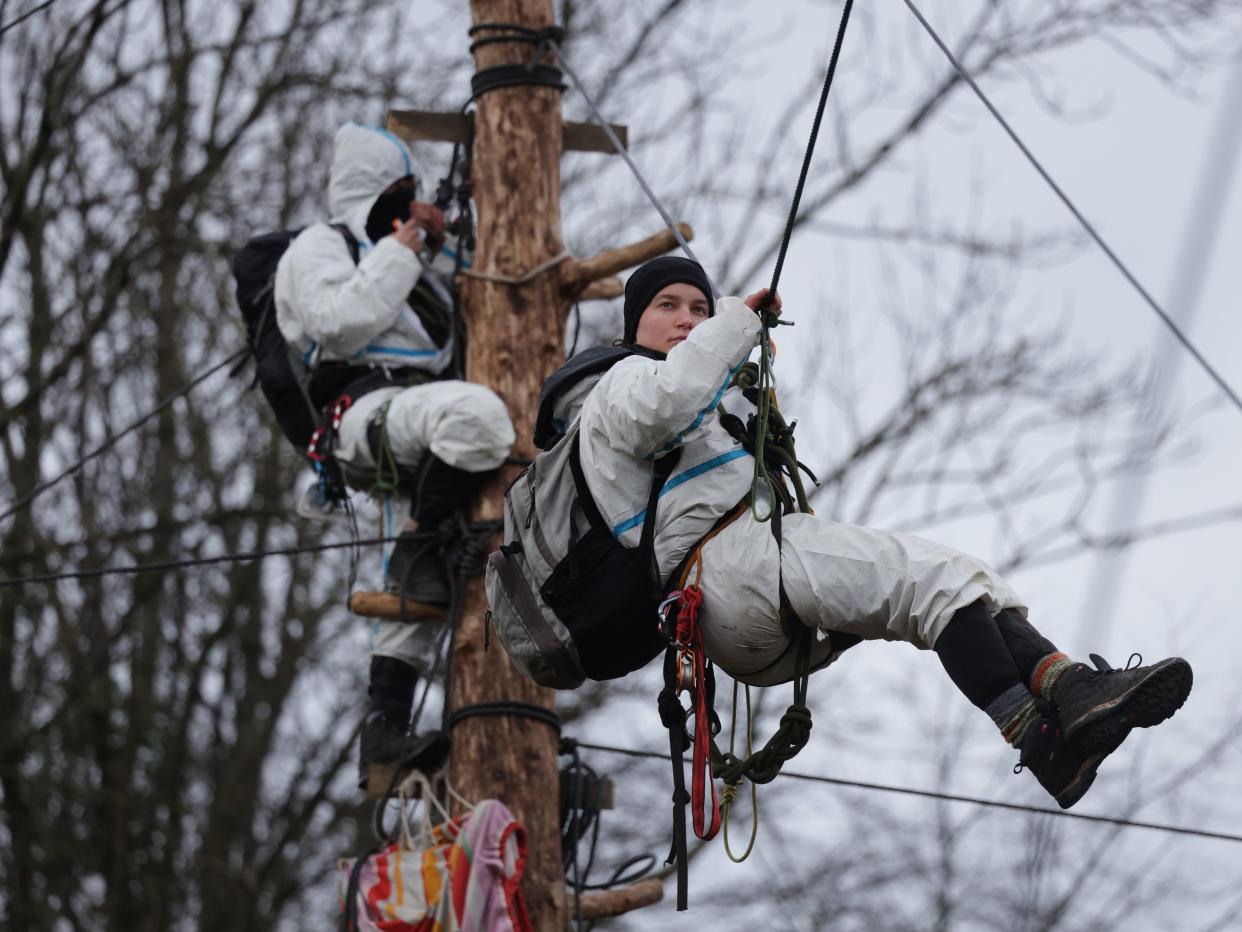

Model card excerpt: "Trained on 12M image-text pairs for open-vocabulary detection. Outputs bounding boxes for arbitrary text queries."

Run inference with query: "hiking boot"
[384,530,451,605]
[1054,653,1193,757]
[1017,714,1103,810]
[357,712,450,792]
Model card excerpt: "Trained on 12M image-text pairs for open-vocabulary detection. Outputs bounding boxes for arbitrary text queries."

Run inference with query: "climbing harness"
[306,393,354,505]
[657,502,821,909]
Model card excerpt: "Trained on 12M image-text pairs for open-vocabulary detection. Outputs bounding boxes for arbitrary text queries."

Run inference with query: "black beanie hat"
[622,256,714,343]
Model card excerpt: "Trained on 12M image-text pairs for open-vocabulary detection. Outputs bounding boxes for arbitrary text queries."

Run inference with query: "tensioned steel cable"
[551,47,713,294]
[0,535,397,588]
[0,348,248,524]
[0,0,58,37]
[901,0,1242,418]
[578,741,1242,846]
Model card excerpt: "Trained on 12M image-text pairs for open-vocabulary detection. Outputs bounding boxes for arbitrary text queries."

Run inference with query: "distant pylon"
[1078,55,1242,646]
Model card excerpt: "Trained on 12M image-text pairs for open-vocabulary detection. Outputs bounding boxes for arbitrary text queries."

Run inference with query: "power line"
[1078,54,1242,646]
[0,348,248,525]
[0,535,394,588]
[900,0,1242,419]
[0,0,58,37]
[578,741,1242,846]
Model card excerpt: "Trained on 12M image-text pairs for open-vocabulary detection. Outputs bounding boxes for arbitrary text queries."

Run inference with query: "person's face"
[634,282,711,353]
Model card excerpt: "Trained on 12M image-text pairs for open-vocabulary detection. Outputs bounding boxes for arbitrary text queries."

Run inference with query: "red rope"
[673,585,721,840]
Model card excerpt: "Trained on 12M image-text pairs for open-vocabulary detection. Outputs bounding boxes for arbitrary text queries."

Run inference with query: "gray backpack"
[485,350,678,689]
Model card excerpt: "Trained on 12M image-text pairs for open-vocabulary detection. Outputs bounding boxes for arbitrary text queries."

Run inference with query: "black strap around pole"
[471,64,565,98]
[446,700,562,732]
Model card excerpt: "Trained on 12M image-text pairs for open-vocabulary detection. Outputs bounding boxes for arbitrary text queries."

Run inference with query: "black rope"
[467,23,567,99]
[764,0,855,305]
[0,0,58,37]
[901,0,1242,419]
[445,700,562,733]
[558,738,656,932]
[577,741,1242,846]
[467,22,566,54]
[471,64,565,98]
[0,348,248,525]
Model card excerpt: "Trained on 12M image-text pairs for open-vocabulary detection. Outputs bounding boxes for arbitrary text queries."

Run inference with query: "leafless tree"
[3,0,1240,930]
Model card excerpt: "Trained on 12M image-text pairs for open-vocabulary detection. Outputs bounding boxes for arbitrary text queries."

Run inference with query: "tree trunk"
[451,1,567,928]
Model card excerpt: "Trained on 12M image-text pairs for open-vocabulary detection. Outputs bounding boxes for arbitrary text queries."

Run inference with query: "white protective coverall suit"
[571,297,1027,686]
[275,123,515,669]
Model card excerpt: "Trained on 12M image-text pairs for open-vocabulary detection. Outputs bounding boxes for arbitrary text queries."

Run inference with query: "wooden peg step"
[560,224,695,300]
[575,877,664,919]
[349,591,447,622]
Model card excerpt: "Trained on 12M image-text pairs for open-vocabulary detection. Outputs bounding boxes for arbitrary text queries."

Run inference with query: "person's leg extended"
[994,607,1193,756]
[933,600,1042,748]
[778,516,1102,807]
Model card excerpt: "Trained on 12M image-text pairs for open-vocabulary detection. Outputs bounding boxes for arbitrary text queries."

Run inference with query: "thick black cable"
[577,741,1242,846]
[0,535,398,588]
[765,0,855,302]
[901,0,1242,419]
[0,348,248,525]
[0,0,58,37]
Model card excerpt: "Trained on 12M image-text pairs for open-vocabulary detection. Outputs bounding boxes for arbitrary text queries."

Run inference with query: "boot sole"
[1066,658,1193,757]
[1056,752,1105,810]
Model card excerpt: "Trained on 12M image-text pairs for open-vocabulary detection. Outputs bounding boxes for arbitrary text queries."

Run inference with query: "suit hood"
[328,123,421,241]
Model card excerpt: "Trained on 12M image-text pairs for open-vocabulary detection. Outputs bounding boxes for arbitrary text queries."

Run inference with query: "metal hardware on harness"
[657,590,683,641]
[675,648,696,692]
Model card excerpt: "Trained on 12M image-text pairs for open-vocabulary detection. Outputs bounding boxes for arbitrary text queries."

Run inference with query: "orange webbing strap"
[675,500,748,590]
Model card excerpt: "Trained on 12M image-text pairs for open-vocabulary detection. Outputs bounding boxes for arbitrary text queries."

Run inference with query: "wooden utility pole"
[424,1,692,925]
[450,1,569,927]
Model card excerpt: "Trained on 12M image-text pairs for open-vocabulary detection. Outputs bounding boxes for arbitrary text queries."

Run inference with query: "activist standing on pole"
[274,123,515,785]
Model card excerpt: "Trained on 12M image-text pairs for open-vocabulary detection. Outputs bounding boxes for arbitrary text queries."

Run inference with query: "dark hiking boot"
[357,712,450,792]
[1054,653,1193,757]
[384,530,451,605]
[1017,714,1103,810]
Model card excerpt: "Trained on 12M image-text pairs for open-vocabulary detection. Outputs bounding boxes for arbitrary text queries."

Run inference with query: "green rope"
[369,401,403,498]
[721,681,760,863]
[748,311,783,521]
[711,628,813,788]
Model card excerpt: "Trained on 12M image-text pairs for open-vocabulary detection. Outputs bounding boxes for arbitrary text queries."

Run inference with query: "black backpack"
[486,345,679,688]
[231,224,360,451]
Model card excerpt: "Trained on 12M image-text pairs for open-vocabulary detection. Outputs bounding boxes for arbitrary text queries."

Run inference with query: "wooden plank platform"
[387,109,628,154]
[349,591,447,622]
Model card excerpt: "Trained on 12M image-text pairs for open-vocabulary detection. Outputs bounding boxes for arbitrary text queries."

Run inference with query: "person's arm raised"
[581,296,763,460]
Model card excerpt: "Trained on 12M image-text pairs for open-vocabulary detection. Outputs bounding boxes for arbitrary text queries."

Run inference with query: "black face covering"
[365,175,418,243]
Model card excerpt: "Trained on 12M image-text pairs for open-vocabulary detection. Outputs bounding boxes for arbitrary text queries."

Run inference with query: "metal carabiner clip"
[657,590,683,640]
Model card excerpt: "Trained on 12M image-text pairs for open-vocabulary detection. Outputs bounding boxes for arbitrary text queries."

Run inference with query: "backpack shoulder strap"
[568,430,681,592]
[328,222,360,264]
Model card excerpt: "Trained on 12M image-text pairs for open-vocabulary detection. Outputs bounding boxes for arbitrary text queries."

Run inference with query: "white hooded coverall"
[571,297,1026,686]
[274,123,515,668]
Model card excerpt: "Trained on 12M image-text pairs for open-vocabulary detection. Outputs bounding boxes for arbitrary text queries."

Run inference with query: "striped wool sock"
[1030,652,1074,702]
[985,683,1042,748]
